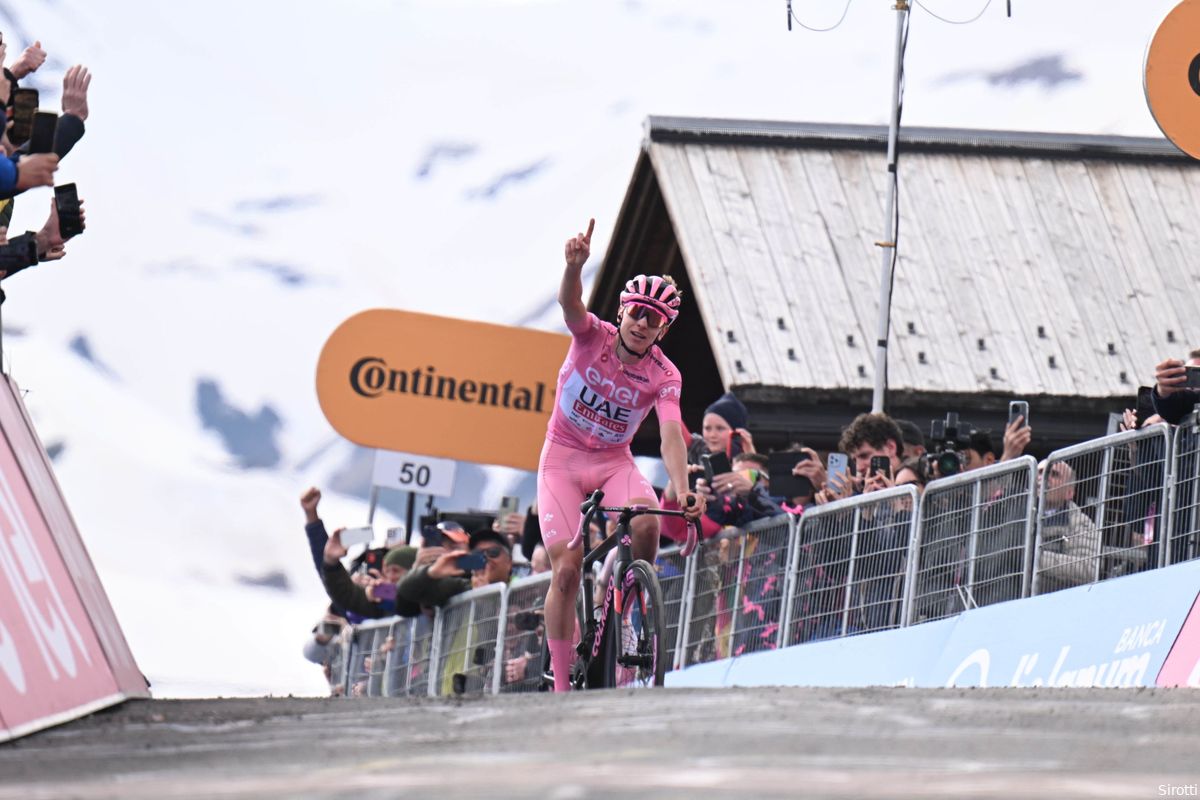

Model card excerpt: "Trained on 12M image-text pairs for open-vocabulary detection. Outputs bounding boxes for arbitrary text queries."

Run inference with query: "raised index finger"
[584,218,595,242]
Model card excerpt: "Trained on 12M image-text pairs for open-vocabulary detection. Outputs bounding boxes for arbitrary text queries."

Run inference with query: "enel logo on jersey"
[558,367,649,443]
[583,366,641,406]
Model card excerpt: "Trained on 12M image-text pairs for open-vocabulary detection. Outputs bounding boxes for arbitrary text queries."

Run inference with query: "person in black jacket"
[398,529,514,608]
[300,486,421,620]
[320,531,420,619]
[1152,351,1200,424]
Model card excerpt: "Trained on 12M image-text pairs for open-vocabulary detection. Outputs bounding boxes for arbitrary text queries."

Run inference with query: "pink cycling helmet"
[619,274,681,325]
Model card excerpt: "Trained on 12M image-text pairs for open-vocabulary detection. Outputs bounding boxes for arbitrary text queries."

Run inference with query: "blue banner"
[926,558,1200,688]
[666,559,1200,689]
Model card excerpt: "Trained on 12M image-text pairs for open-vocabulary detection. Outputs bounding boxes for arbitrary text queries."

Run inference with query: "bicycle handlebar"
[568,489,702,557]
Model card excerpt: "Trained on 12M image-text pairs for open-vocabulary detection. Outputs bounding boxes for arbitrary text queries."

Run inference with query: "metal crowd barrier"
[326,632,348,696]
[431,582,507,697]
[406,612,437,697]
[653,545,688,672]
[345,620,390,697]
[497,573,551,694]
[676,515,795,668]
[328,424,1200,695]
[908,456,1037,624]
[676,529,737,668]
[782,485,919,647]
[1169,420,1200,566]
[1033,425,1171,595]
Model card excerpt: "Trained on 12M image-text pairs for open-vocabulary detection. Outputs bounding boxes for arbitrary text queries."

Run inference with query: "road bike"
[543,489,699,689]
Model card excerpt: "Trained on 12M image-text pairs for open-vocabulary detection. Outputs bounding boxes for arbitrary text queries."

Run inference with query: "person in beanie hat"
[688,390,753,465]
[382,546,417,583]
[705,391,747,432]
[662,390,756,540]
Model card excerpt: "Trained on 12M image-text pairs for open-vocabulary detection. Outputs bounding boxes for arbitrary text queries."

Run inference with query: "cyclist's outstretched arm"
[660,420,704,518]
[559,218,594,329]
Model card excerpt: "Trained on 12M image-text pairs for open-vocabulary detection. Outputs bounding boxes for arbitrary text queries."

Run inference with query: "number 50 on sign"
[372,450,457,498]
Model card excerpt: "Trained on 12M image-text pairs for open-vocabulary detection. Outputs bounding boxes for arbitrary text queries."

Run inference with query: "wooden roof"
[594,117,1200,455]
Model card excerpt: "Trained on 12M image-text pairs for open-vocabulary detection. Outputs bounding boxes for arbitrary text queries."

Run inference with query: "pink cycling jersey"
[545,312,682,449]
[538,312,683,548]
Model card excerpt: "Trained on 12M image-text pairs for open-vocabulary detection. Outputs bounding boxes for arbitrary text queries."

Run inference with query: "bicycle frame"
[573,490,699,679]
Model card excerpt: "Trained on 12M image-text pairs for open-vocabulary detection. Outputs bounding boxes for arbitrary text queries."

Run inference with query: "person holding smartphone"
[538,218,705,693]
[397,528,514,607]
[321,530,421,620]
[1151,350,1200,424]
[660,391,757,538]
[832,413,905,498]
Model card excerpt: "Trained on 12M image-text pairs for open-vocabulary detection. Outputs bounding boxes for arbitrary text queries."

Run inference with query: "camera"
[927,412,975,477]
[514,610,543,631]
[472,643,495,667]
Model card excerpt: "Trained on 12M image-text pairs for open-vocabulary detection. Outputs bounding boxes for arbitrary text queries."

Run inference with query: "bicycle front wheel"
[610,559,666,688]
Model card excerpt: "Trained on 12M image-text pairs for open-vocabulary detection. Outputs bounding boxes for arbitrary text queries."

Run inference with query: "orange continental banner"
[317,309,569,471]
[1145,0,1200,159]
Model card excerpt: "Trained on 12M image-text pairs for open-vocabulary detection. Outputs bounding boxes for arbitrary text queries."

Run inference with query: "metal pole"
[367,486,379,525]
[964,481,982,609]
[406,491,416,543]
[871,1,910,414]
[491,588,509,695]
[1095,448,1113,584]
[676,548,698,669]
[841,507,862,636]
[776,513,802,649]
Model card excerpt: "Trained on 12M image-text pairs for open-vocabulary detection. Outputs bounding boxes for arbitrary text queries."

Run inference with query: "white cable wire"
[789,0,854,33]
[912,0,994,25]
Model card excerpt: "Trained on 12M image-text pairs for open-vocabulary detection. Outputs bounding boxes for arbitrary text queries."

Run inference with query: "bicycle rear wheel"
[610,559,666,688]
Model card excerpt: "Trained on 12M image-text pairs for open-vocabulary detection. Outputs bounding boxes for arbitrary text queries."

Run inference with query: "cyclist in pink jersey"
[540,218,705,692]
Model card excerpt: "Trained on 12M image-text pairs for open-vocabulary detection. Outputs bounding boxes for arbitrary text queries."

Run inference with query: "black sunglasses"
[477,545,505,560]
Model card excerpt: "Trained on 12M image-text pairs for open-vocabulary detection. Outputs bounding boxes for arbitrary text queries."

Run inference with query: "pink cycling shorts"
[537,438,659,549]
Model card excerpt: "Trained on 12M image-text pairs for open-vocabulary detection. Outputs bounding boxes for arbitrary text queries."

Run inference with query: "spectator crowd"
[299,348,1200,692]
[0,37,91,284]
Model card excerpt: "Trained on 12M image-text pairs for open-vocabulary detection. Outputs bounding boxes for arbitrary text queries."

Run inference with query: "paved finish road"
[0,688,1197,799]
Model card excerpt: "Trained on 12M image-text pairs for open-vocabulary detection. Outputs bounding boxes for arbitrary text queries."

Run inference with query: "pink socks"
[548,638,575,692]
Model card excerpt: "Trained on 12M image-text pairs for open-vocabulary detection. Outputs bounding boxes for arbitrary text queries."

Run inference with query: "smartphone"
[371,582,397,601]
[499,495,521,517]
[339,526,374,548]
[455,551,487,573]
[420,525,443,548]
[869,455,892,480]
[317,620,341,638]
[1185,365,1200,391]
[1135,386,1156,428]
[705,451,732,479]
[55,183,84,239]
[8,88,38,146]
[767,451,813,500]
[1008,400,1030,430]
[28,111,57,154]
[827,453,850,488]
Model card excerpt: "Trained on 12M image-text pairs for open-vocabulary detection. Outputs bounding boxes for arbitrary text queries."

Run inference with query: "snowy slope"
[0,0,1184,696]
